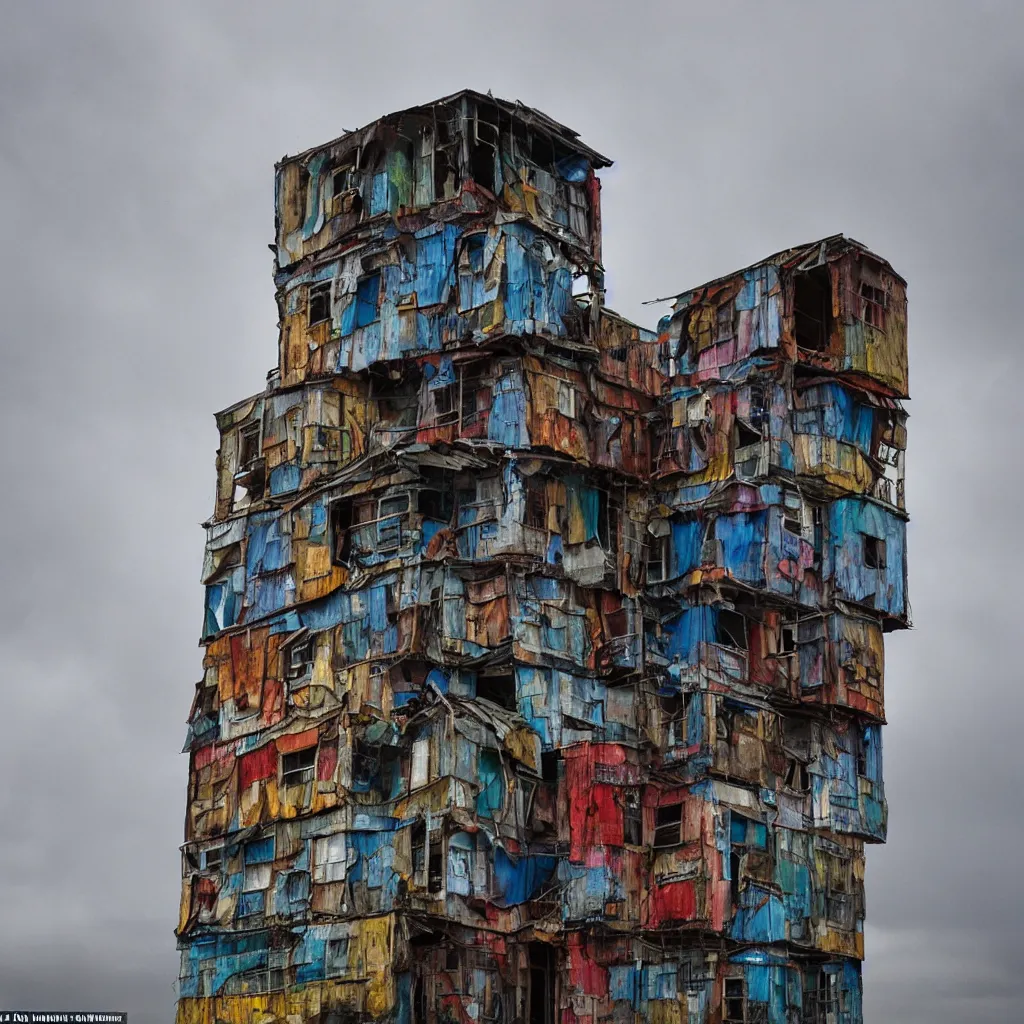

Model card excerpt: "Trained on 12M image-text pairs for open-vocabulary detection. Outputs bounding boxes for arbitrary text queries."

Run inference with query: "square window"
[653,803,683,848]
[281,747,316,787]
[717,609,748,651]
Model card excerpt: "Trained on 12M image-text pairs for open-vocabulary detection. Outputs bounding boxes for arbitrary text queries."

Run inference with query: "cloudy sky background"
[0,2,1021,1021]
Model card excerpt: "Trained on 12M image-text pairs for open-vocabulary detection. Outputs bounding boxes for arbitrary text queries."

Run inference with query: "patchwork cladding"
[178,89,908,1024]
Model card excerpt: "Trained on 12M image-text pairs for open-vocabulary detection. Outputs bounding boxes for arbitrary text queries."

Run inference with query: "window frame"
[354,272,381,329]
[280,746,317,787]
[723,976,746,1023]
[863,534,887,570]
[308,282,331,327]
[652,801,684,848]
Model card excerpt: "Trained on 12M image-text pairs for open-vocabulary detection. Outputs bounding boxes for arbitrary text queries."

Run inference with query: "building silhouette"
[176,90,908,1024]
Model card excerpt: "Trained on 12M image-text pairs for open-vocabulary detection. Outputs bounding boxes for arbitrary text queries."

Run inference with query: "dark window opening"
[597,493,618,550]
[465,234,485,274]
[528,943,555,1024]
[864,535,886,569]
[354,273,380,328]
[781,625,797,655]
[734,420,761,449]
[412,974,427,1024]
[308,283,331,327]
[530,131,556,168]
[476,672,516,710]
[793,265,833,351]
[461,374,482,428]
[729,849,743,907]
[717,703,735,742]
[418,468,455,520]
[203,847,223,872]
[724,977,746,1022]
[856,744,868,778]
[428,844,444,895]
[524,478,548,530]
[418,488,453,522]
[445,946,460,972]
[281,747,316,786]
[433,147,458,200]
[804,969,839,1023]
[541,751,560,784]
[411,823,426,883]
[432,384,455,420]
[352,739,379,789]
[653,803,683,847]
[470,142,495,193]
[660,692,690,748]
[331,500,354,565]
[812,505,824,568]
[785,759,810,792]
[717,610,748,651]
[749,382,768,430]
[623,787,642,845]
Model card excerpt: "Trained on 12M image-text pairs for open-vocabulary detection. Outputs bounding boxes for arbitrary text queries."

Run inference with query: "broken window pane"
[717,610,748,651]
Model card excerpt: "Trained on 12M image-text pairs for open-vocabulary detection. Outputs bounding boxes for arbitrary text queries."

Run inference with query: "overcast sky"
[0,2,1021,1021]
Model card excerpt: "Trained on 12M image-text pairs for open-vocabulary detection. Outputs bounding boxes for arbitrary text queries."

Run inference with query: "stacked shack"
[177,90,909,1024]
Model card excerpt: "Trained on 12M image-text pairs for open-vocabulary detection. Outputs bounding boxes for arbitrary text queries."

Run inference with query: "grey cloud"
[1,2,1021,1022]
